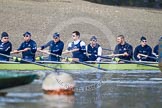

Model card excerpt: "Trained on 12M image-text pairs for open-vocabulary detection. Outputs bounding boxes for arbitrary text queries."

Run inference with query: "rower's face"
[53,37,60,42]
[117,37,123,44]
[141,40,147,46]
[1,37,9,43]
[90,39,97,46]
[72,33,79,41]
[24,35,31,41]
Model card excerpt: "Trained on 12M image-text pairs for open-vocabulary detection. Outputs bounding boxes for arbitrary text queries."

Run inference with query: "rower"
[63,31,87,62]
[112,35,133,61]
[12,32,37,62]
[86,36,102,62]
[37,32,64,61]
[134,36,155,61]
[0,32,12,61]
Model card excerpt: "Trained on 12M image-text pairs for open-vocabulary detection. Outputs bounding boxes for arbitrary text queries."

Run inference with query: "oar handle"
[62,49,79,54]
[139,54,158,60]
[102,48,113,51]
[139,54,148,57]
[107,54,125,57]
[38,50,65,59]
[11,50,24,54]
[86,53,112,59]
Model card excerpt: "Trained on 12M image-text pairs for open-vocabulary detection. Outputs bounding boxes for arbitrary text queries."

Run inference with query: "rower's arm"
[40,41,51,50]
[96,47,102,62]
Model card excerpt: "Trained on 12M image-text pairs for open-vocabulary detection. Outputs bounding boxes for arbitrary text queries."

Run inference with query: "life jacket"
[48,40,64,61]
[87,44,100,61]
[71,41,87,61]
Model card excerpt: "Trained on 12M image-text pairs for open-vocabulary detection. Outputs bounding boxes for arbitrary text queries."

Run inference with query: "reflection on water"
[0,70,162,108]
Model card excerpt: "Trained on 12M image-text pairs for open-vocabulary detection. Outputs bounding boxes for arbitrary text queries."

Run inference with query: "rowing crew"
[112,35,158,62]
[0,31,159,62]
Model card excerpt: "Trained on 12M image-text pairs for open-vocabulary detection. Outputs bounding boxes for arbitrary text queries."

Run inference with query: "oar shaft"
[107,54,125,57]
[140,54,158,60]
[102,48,113,51]
[39,50,108,71]
[87,54,112,59]
[0,53,60,70]
[119,59,159,68]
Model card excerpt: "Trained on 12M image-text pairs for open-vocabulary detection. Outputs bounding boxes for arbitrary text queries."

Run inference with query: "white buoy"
[42,73,75,95]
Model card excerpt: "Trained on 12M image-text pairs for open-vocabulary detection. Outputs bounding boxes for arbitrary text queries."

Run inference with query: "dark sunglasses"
[24,35,29,37]
[4,37,9,39]
[53,37,58,39]
[92,39,97,42]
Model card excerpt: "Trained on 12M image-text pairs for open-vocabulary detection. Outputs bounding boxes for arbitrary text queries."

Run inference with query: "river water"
[0,70,162,108]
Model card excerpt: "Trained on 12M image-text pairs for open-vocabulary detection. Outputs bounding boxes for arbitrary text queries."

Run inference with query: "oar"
[86,53,112,59]
[106,54,125,57]
[0,53,61,71]
[119,59,159,68]
[38,50,108,71]
[11,49,27,54]
[102,48,114,51]
[86,53,124,58]
[99,56,159,68]
[139,54,158,61]
[92,53,125,59]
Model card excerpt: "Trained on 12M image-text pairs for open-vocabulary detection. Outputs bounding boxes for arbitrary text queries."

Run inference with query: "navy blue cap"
[90,36,97,41]
[23,32,31,36]
[140,36,146,41]
[1,32,9,38]
[53,32,60,38]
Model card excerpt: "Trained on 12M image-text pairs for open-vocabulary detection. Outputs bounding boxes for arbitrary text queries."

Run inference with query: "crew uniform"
[40,33,64,61]
[67,40,87,62]
[0,32,12,61]
[114,42,133,60]
[17,32,37,62]
[134,36,153,61]
[87,44,101,61]
[87,36,102,61]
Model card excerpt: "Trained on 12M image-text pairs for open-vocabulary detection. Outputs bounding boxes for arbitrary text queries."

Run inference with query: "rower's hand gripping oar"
[38,50,108,71]
[139,54,158,61]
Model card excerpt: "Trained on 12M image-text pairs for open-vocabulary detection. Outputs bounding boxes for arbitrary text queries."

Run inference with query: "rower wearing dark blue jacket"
[87,36,102,62]
[63,31,87,62]
[0,32,12,61]
[12,32,37,62]
[134,36,153,61]
[113,35,133,61]
[38,32,64,61]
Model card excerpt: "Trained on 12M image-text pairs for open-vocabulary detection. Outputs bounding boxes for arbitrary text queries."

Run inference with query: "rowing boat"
[0,61,158,70]
[0,72,37,89]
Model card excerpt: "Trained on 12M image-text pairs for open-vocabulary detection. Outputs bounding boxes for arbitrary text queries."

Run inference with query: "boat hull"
[0,72,37,90]
[0,62,159,70]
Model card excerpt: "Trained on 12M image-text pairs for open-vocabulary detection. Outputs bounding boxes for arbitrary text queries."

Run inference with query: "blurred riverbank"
[0,0,162,56]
